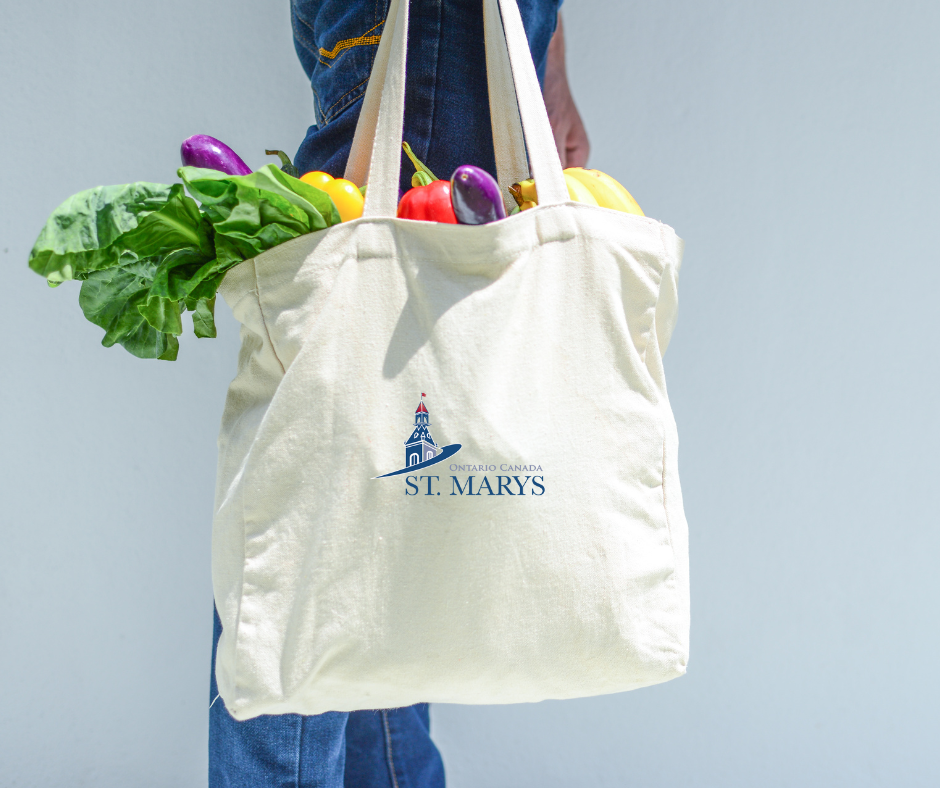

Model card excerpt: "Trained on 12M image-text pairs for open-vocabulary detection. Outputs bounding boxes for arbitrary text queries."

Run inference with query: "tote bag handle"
[343,0,569,218]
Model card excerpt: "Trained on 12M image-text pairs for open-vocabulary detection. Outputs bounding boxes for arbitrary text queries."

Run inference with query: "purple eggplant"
[450,165,506,225]
[180,134,251,176]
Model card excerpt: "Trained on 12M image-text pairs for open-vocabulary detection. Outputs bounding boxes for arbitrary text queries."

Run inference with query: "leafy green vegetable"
[178,165,339,269]
[29,182,179,285]
[28,164,341,360]
[191,297,217,339]
[78,258,180,360]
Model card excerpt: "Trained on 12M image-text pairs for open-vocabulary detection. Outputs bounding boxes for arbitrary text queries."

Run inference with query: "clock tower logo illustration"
[374,394,462,478]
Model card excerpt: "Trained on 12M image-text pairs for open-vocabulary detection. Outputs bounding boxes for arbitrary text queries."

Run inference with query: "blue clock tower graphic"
[373,393,462,479]
[405,394,440,467]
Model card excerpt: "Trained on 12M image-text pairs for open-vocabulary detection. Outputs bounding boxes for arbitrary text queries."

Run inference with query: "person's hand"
[543,14,590,168]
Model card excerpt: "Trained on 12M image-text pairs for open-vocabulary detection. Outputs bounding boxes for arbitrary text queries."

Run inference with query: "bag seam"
[246,206,669,269]
[230,259,285,713]
[657,220,678,559]
[658,221,673,279]
[229,426,248,715]
[661,433,675,554]
[230,282,260,713]
[252,259,286,375]
[662,428,687,666]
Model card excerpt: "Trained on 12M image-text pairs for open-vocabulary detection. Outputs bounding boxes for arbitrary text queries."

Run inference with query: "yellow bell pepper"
[300,171,364,223]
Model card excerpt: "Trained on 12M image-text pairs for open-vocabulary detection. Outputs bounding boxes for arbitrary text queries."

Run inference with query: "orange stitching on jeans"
[327,86,368,119]
[293,13,323,65]
[326,75,370,114]
[324,76,371,121]
[318,20,384,59]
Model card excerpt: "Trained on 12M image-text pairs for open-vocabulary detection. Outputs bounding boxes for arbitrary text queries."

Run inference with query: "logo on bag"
[373,394,462,478]
[374,395,545,496]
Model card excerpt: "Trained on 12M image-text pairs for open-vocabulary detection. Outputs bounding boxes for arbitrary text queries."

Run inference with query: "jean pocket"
[291,0,390,126]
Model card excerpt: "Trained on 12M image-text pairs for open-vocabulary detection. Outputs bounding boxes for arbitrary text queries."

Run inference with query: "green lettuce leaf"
[28,183,212,286]
[178,164,340,267]
[191,297,217,339]
[29,164,342,361]
[29,182,217,358]
[78,257,179,360]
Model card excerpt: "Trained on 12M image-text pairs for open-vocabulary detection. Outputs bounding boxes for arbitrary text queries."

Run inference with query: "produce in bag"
[28,137,340,360]
[510,168,644,215]
[298,169,365,222]
[28,129,646,362]
[180,134,252,176]
[450,164,506,224]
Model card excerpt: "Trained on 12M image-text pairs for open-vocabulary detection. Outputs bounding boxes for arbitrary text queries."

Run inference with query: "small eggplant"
[450,165,506,225]
[180,134,251,176]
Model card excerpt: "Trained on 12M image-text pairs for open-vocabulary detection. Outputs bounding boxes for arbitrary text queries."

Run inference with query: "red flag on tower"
[421,393,425,397]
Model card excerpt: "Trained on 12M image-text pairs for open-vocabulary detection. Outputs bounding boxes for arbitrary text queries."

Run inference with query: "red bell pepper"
[397,180,458,222]
[396,141,458,223]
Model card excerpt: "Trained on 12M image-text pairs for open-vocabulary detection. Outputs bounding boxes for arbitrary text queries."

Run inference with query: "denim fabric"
[209,607,446,788]
[344,706,445,788]
[291,0,562,194]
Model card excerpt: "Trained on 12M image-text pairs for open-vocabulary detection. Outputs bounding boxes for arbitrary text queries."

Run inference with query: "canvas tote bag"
[212,0,688,720]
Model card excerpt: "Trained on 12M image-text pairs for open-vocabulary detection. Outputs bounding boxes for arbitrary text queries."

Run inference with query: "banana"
[596,171,644,215]
[564,168,644,216]
[563,173,599,205]
[589,168,643,215]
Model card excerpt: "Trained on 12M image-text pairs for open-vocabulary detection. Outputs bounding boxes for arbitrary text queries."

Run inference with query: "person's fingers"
[547,96,589,170]
[543,13,592,172]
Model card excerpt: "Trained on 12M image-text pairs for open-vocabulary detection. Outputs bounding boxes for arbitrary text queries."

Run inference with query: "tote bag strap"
[344,0,568,218]
[343,0,408,218]
[482,0,568,208]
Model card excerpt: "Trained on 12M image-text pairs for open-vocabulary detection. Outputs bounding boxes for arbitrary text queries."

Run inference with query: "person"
[292,0,588,187]
[209,1,588,785]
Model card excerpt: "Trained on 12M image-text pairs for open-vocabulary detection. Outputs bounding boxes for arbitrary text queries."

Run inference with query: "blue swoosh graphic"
[373,444,462,478]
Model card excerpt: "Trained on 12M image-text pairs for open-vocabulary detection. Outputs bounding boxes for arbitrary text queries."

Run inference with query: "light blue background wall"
[2,1,937,785]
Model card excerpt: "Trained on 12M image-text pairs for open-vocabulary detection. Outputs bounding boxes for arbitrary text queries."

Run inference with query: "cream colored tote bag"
[212,0,688,720]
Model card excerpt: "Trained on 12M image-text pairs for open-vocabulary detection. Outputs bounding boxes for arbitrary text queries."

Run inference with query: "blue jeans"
[209,607,446,787]
[291,0,561,193]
